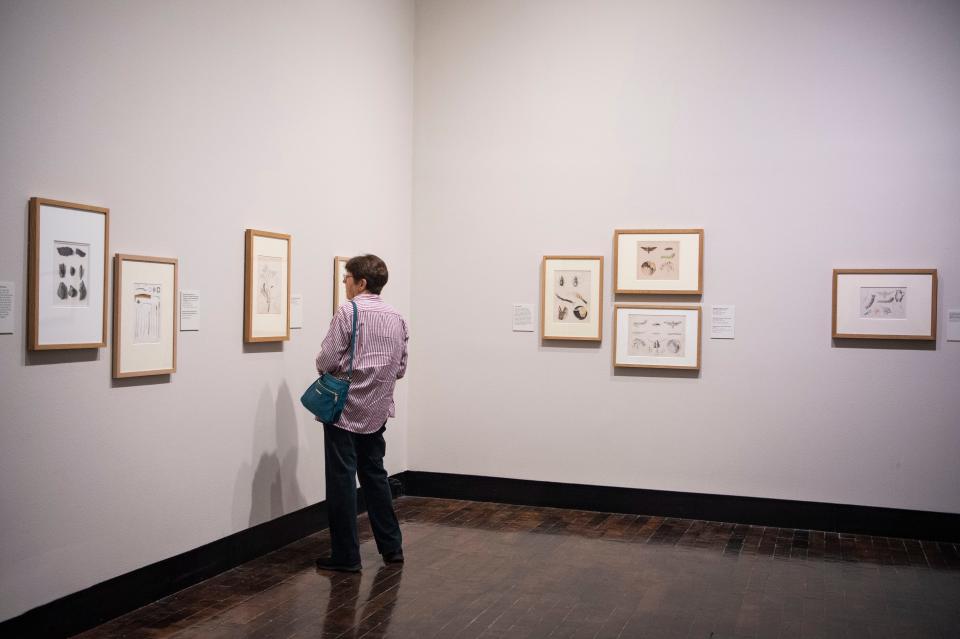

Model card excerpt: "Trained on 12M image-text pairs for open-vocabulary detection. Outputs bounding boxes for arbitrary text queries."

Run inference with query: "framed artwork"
[613,304,702,369]
[614,229,703,294]
[541,256,603,341]
[244,229,291,343]
[832,269,937,340]
[113,254,177,378]
[333,256,349,314]
[28,197,109,350]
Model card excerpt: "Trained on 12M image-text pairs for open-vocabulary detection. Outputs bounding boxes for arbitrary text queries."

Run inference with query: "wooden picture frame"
[614,229,703,295]
[244,229,291,343]
[28,197,110,350]
[832,269,937,340]
[333,256,349,314]
[541,256,604,341]
[113,254,178,378]
[613,304,702,370]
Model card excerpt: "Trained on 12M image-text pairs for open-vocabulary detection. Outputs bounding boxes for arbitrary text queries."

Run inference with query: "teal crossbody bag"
[300,300,358,424]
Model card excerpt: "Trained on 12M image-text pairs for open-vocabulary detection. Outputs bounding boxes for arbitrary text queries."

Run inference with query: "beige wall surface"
[0,0,414,621]
[410,1,960,511]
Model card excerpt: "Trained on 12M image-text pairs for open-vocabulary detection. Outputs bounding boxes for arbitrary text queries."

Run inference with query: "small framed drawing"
[541,256,603,341]
[832,269,937,340]
[333,256,349,313]
[113,254,178,378]
[244,229,291,343]
[613,304,702,370]
[614,229,703,294]
[28,197,109,350]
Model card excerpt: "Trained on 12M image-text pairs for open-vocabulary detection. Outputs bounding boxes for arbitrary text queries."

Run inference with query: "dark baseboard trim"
[401,471,960,543]
[1,477,405,639]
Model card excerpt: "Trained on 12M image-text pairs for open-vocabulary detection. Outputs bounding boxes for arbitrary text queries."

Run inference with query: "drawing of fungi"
[53,240,90,307]
[554,269,591,323]
[860,287,906,319]
[627,314,685,357]
[635,241,680,281]
[256,255,282,315]
[133,283,162,344]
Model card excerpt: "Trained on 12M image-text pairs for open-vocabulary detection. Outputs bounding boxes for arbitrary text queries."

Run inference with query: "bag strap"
[346,299,358,380]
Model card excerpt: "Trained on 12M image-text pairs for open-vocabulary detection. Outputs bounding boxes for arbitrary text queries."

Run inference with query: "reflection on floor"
[76,496,960,638]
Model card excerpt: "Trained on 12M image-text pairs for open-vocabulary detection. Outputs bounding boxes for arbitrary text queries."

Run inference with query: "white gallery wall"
[0,0,414,621]
[410,0,960,511]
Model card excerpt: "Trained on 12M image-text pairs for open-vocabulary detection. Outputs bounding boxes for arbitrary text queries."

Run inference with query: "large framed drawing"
[333,256,349,314]
[613,304,701,370]
[28,197,109,350]
[244,229,291,343]
[541,256,603,341]
[113,254,177,378]
[832,269,937,340]
[614,229,703,294]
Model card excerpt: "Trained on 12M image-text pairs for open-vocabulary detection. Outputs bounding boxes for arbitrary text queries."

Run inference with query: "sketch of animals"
[627,314,685,357]
[53,240,90,307]
[554,269,591,323]
[860,287,906,319]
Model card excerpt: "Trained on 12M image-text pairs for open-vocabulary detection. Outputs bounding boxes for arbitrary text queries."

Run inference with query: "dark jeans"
[323,422,402,565]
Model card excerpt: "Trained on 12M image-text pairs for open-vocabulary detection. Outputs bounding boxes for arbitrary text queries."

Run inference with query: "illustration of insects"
[640,246,658,253]
[664,320,682,328]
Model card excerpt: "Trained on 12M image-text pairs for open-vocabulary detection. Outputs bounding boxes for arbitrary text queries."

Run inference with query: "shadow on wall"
[232,381,307,529]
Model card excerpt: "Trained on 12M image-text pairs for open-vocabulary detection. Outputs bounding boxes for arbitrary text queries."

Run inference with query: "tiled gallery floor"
[75,497,960,638]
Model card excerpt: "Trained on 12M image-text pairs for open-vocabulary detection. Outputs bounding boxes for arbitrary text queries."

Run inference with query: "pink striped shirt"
[315,292,409,434]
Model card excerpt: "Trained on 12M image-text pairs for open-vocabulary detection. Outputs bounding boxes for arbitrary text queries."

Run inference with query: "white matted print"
[541,256,603,341]
[245,229,290,342]
[615,229,703,294]
[333,256,349,314]
[833,269,937,340]
[114,255,177,378]
[29,198,109,350]
[614,304,701,369]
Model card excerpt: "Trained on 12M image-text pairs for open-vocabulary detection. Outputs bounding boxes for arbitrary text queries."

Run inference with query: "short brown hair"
[346,254,389,294]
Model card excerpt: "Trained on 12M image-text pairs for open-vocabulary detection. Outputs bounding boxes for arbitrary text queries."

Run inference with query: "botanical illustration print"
[554,269,591,323]
[635,241,680,281]
[256,255,282,315]
[860,287,906,319]
[53,240,90,307]
[133,283,161,344]
[627,314,685,357]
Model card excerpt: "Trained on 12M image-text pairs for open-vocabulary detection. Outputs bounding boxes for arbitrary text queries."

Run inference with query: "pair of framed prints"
[28,198,178,378]
[541,229,704,370]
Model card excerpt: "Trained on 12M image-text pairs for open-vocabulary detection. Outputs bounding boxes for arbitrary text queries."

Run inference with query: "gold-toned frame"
[244,229,291,343]
[613,228,704,295]
[113,254,178,378]
[541,255,604,342]
[28,197,110,350]
[832,269,937,340]
[333,255,350,314]
[613,304,702,370]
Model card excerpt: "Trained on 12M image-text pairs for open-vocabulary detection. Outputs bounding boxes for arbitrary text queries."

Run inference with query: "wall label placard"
[512,303,534,332]
[0,281,14,334]
[291,294,304,329]
[947,309,960,342]
[180,289,200,331]
[710,304,735,339]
